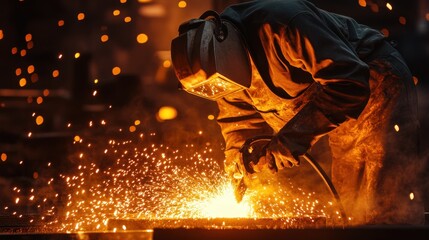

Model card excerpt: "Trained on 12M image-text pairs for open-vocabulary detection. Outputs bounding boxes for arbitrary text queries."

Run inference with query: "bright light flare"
[189,183,253,218]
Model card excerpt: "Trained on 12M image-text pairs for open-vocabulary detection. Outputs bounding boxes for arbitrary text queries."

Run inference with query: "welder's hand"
[224,149,254,202]
[263,136,300,171]
[224,149,245,179]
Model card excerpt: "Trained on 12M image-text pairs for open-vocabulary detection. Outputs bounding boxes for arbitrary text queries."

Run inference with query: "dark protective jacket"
[217,0,425,225]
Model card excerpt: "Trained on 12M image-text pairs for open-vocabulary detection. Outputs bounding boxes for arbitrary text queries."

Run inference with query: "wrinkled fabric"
[216,0,425,225]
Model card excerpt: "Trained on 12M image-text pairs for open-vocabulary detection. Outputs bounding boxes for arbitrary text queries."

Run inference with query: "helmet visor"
[181,72,247,100]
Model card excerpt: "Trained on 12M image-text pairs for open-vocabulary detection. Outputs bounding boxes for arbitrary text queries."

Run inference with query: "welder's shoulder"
[248,0,321,23]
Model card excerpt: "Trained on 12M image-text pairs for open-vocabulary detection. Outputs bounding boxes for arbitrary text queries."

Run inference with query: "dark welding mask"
[171,10,252,101]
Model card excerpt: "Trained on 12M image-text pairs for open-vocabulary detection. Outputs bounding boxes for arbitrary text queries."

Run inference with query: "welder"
[171,0,425,225]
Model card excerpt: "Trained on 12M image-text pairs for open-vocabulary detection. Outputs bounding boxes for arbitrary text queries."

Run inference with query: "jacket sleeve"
[263,11,371,156]
[216,90,274,174]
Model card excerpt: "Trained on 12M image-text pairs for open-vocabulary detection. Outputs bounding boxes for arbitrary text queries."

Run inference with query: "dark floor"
[0,227,429,240]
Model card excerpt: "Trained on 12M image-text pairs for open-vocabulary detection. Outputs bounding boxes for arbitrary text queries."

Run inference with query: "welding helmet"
[171,10,252,101]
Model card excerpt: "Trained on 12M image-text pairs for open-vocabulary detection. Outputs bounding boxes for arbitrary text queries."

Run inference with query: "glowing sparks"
[52,69,60,78]
[112,67,121,75]
[188,183,253,218]
[1,153,7,161]
[394,124,400,132]
[178,1,187,8]
[27,65,35,74]
[35,115,44,125]
[399,16,406,25]
[162,60,171,68]
[136,33,148,44]
[77,13,85,21]
[409,192,414,200]
[100,34,109,42]
[157,106,177,121]
[386,3,393,11]
[19,78,27,87]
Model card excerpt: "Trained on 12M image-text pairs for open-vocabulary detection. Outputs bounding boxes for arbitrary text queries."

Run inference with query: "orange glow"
[36,116,44,125]
[36,97,43,104]
[112,67,121,75]
[20,49,27,57]
[19,78,27,87]
[129,126,136,132]
[33,172,39,179]
[43,89,50,96]
[136,33,148,44]
[26,41,33,49]
[124,16,132,23]
[413,76,419,85]
[370,3,379,13]
[207,114,215,120]
[157,106,177,121]
[120,0,127,3]
[358,0,367,7]
[0,29,3,40]
[31,73,39,83]
[426,13,429,21]
[74,135,81,142]
[11,47,17,55]
[15,68,22,76]
[101,34,109,42]
[399,16,406,25]
[25,33,32,42]
[1,153,7,161]
[113,10,120,16]
[134,120,141,125]
[52,70,60,78]
[409,192,414,200]
[178,1,187,8]
[77,13,85,21]
[58,20,65,27]
[27,65,35,74]
[162,60,171,68]
[380,28,389,37]
[138,0,152,2]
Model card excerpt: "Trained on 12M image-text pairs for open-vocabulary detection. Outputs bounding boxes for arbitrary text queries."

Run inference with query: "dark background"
[0,0,428,222]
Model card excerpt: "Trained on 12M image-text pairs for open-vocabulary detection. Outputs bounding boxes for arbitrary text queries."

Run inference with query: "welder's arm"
[263,12,371,169]
[216,90,274,181]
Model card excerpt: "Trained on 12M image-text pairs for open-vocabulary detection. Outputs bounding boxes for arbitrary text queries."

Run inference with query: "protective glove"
[223,149,248,197]
[252,136,301,173]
